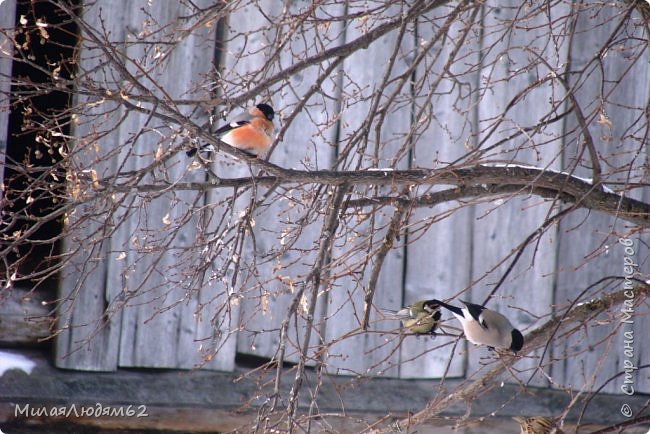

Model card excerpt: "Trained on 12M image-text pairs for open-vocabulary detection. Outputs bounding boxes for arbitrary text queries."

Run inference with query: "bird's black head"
[510,329,524,353]
[256,103,275,121]
[421,300,442,324]
[422,299,442,314]
[422,299,439,308]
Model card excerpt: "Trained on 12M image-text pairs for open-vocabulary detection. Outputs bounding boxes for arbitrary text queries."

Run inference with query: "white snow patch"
[0,351,36,376]
[482,162,541,171]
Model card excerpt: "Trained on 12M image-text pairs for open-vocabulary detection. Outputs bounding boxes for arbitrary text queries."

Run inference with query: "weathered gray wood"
[234,1,343,363]
[552,212,645,393]
[114,0,223,370]
[55,0,128,371]
[56,213,122,370]
[184,2,270,370]
[0,0,16,202]
[466,2,567,384]
[551,4,650,394]
[55,0,224,371]
[398,8,477,380]
[323,3,413,377]
[0,288,49,344]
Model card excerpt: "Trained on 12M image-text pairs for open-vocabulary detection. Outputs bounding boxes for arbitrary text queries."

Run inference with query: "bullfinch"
[433,299,524,352]
[187,103,275,157]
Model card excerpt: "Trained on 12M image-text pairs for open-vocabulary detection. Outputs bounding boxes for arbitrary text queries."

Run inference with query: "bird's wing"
[214,110,256,136]
[215,119,250,136]
[186,111,255,157]
[478,313,489,329]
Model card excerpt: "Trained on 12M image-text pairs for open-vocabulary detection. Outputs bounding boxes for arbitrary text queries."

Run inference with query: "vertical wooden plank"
[552,214,648,394]
[467,2,568,384]
[0,0,16,201]
[398,9,477,379]
[115,0,223,369]
[184,1,269,370]
[322,3,413,377]
[159,7,235,371]
[233,1,342,363]
[55,0,128,371]
[601,19,650,391]
[552,3,650,393]
[110,0,159,367]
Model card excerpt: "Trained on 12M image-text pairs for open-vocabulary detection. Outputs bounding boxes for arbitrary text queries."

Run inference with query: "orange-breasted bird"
[187,103,275,157]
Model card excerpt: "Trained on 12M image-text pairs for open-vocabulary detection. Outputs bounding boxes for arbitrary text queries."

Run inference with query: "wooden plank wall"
[551,4,650,394]
[49,0,649,397]
[466,1,566,387]
[232,1,342,365]
[0,0,15,201]
[322,1,411,377]
[55,0,128,370]
[398,7,475,379]
[56,0,224,370]
[113,0,224,371]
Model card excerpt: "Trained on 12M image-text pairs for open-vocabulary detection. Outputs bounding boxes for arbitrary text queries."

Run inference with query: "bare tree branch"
[96,164,650,227]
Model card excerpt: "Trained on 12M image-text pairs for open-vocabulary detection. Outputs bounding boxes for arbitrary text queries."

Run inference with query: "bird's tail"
[379,307,411,320]
[186,141,216,157]
[186,142,257,158]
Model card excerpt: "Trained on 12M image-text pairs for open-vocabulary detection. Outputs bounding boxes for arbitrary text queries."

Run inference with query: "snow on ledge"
[0,351,36,376]
[480,163,617,194]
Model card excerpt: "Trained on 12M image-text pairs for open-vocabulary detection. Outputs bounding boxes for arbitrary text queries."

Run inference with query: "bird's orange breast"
[221,119,273,155]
